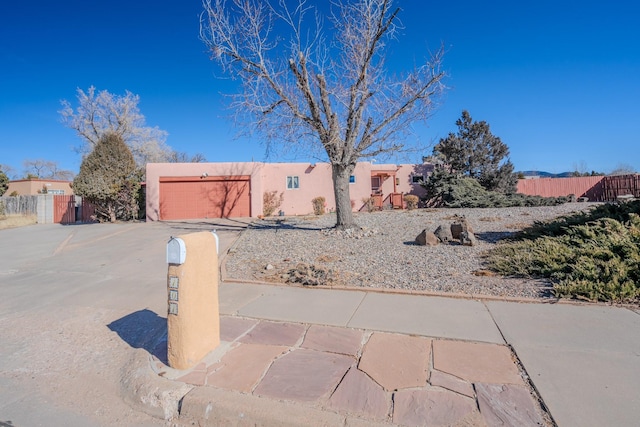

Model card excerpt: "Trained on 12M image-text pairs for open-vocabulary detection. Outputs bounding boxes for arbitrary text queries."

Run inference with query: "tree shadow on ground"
[474,231,515,243]
[248,219,324,232]
[107,309,167,364]
[161,217,253,233]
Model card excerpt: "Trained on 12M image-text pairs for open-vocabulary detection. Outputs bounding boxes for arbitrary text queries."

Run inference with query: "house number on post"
[168,276,179,315]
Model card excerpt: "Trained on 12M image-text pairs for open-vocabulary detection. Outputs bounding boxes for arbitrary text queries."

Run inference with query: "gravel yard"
[224,203,599,300]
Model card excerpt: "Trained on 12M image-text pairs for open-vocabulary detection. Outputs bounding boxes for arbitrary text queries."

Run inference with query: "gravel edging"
[224,203,599,300]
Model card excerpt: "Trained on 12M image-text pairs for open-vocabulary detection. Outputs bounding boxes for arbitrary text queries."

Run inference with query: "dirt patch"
[0,215,37,230]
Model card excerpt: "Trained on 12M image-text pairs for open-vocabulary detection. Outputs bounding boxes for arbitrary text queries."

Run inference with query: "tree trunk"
[108,203,117,223]
[332,163,358,230]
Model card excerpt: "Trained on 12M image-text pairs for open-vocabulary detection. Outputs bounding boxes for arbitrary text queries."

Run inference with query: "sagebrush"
[361,197,376,212]
[403,194,419,210]
[311,196,326,215]
[263,190,284,217]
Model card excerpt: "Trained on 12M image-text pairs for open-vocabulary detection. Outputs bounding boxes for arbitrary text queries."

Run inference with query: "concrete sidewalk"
[123,282,640,426]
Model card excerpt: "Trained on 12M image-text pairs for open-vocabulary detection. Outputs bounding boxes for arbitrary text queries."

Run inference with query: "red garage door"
[159,176,251,220]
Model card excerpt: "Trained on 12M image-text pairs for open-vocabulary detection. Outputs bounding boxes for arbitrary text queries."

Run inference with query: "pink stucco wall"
[146,161,431,220]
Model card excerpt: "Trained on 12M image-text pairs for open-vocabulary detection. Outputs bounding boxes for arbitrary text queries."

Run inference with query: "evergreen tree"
[0,168,8,196]
[73,132,140,222]
[433,110,516,193]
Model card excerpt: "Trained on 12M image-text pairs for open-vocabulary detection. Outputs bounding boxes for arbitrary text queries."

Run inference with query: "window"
[371,176,381,192]
[349,175,356,184]
[286,176,299,189]
[412,175,424,184]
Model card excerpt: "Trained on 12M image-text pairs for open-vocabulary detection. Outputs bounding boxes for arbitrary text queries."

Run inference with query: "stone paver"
[301,324,364,357]
[476,383,544,426]
[393,388,480,427]
[254,348,353,401]
[433,340,523,385]
[176,368,207,386]
[327,366,390,421]
[152,314,549,425]
[429,369,475,398]
[206,343,288,392]
[358,333,430,391]
[238,320,306,346]
[219,316,258,342]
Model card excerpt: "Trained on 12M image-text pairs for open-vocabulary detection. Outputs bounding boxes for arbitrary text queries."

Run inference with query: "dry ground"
[0,214,37,230]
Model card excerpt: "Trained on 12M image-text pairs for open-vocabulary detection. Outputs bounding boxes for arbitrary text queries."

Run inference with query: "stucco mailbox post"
[166,231,220,370]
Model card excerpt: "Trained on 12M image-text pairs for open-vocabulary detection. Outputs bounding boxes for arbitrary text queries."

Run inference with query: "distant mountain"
[518,170,575,178]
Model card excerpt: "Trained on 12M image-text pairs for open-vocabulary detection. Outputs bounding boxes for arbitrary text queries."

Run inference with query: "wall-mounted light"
[201,172,209,179]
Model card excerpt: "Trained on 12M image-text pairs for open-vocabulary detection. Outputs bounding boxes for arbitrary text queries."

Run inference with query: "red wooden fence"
[602,174,640,200]
[517,174,640,202]
[53,196,96,224]
[54,195,75,224]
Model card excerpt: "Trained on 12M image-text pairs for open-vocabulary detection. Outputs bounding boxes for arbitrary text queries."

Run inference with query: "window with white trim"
[412,175,425,184]
[286,176,299,189]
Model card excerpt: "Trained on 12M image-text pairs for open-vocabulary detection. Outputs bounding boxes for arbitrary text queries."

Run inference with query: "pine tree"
[433,111,516,193]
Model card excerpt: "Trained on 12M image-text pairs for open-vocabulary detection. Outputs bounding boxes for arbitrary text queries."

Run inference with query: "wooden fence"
[517,174,640,202]
[0,195,38,215]
[602,175,640,200]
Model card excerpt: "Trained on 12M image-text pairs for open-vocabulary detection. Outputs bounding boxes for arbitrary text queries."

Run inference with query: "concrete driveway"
[0,219,250,426]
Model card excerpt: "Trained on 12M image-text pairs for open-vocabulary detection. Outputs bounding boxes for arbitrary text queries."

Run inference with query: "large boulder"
[434,224,453,243]
[460,230,477,246]
[450,216,473,240]
[416,229,440,246]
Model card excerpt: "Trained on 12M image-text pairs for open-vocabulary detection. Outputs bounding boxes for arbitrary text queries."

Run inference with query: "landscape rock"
[433,224,453,243]
[415,229,440,246]
[450,216,473,239]
[460,230,477,246]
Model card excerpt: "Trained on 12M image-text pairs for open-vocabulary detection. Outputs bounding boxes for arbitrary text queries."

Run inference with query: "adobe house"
[6,179,73,196]
[145,162,433,220]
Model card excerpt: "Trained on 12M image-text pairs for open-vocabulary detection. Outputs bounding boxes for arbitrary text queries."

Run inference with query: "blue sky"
[1,0,638,178]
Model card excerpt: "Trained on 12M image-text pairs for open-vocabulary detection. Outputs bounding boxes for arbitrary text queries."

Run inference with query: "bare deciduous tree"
[60,86,172,167]
[200,0,445,228]
[22,159,75,180]
[610,163,636,176]
[167,151,208,163]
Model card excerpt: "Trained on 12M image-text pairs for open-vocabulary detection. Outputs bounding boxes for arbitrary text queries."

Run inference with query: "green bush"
[422,169,568,208]
[485,201,640,303]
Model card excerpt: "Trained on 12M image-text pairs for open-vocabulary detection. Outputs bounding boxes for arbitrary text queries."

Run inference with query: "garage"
[159,176,251,220]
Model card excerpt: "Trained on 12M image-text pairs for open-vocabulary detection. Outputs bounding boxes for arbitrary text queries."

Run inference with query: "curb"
[119,349,193,420]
